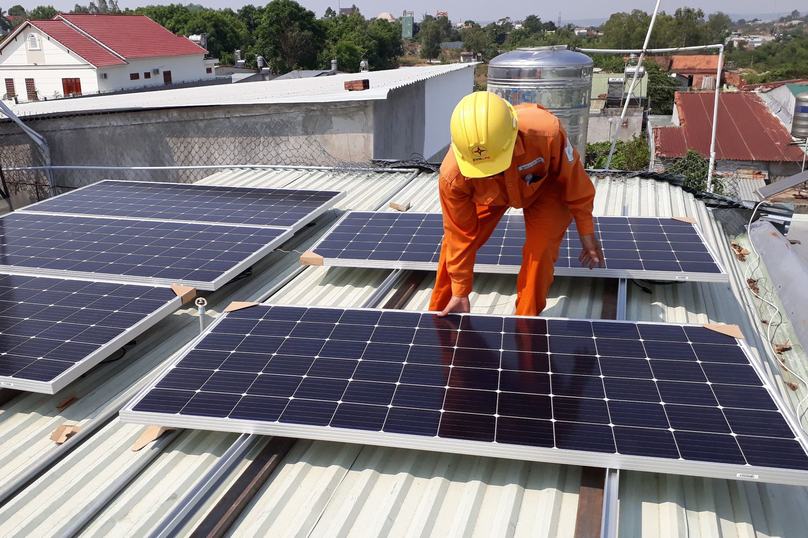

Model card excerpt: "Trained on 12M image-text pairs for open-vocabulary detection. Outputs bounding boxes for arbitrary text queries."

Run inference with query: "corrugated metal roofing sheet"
[6,64,475,118]
[2,168,808,538]
[655,92,805,162]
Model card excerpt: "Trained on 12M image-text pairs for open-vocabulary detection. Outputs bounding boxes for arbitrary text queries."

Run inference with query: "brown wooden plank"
[190,436,296,538]
[599,279,620,320]
[382,271,427,309]
[574,466,606,538]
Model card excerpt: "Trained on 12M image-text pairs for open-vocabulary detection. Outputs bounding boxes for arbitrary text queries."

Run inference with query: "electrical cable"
[740,201,808,420]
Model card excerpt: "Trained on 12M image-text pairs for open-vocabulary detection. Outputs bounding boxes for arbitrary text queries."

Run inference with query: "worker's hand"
[578,233,604,270]
[438,295,470,317]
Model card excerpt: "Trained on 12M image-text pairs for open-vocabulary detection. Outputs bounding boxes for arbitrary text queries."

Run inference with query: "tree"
[418,18,442,59]
[72,4,90,13]
[706,12,731,44]
[28,5,57,19]
[646,61,680,114]
[135,4,191,32]
[237,4,264,34]
[585,138,650,170]
[0,9,12,33]
[8,5,25,17]
[666,149,725,194]
[461,25,493,55]
[182,9,248,59]
[256,0,326,73]
[323,7,336,19]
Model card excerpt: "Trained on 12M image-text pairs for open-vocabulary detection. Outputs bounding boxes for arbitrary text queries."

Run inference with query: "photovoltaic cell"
[0,274,181,393]
[309,212,727,282]
[121,305,808,487]
[0,212,291,290]
[22,180,345,230]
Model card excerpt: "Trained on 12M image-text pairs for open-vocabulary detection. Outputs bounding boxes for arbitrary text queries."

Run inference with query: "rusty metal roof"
[654,91,805,162]
[669,55,720,74]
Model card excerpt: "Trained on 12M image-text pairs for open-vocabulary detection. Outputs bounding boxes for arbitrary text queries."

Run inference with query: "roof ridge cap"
[54,13,128,63]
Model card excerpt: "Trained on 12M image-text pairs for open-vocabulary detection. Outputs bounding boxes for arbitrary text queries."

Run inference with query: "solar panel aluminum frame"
[0,282,183,394]
[120,308,808,487]
[20,180,347,234]
[0,220,296,291]
[307,212,729,283]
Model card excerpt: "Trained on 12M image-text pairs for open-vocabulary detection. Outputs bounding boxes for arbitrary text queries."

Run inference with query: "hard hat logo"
[472,146,488,158]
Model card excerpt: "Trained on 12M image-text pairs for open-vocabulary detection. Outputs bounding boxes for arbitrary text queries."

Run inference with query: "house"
[760,82,808,132]
[1,64,475,187]
[654,91,805,178]
[0,14,214,102]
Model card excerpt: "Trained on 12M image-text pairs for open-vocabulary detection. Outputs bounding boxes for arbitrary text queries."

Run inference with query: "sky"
[32,0,804,24]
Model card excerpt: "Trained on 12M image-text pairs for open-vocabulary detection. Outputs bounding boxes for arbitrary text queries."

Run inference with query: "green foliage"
[460,25,494,57]
[645,61,680,115]
[316,11,402,72]
[183,9,248,59]
[665,149,725,194]
[8,5,26,17]
[28,5,57,19]
[418,18,442,59]
[585,137,650,170]
[599,8,731,49]
[256,0,326,73]
[728,34,808,83]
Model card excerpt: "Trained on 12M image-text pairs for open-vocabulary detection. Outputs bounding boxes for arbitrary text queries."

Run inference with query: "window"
[144,72,151,79]
[130,73,140,80]
[25,78,37,101]
[206,67,212,74]
[26,34,40,51]
[4,79,15,98]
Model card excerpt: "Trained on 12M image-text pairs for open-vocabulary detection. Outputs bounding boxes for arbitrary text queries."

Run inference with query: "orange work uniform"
[429,103,596,316]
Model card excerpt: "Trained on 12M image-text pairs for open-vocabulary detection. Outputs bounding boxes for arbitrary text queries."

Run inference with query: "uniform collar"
[513,133,526,157]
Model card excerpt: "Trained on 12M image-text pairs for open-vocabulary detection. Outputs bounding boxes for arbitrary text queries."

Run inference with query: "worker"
[430,91,603,317]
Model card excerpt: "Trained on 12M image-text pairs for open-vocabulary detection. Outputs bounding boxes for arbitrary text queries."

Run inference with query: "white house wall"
[97,55,214,93]
[423,66,474,160]
[0,28,86,67]
[0,66,99,100]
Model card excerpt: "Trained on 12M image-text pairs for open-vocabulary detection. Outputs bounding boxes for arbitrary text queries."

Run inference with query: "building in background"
[654,91,805,178]
[0,14,214,102]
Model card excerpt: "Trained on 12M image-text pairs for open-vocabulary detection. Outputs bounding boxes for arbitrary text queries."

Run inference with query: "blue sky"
[41,0,804,24]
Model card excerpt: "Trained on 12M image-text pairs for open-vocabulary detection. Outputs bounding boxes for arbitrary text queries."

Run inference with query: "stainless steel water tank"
[487,46,594,157]
[793,92,808,139]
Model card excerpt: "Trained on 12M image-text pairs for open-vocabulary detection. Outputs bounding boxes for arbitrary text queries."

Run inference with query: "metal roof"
[5,64,474,118]
[1,167,807,537]
[655,92,806,162]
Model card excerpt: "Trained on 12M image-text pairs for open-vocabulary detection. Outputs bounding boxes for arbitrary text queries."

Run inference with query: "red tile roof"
[1,14,206,67]
[669,55,721,74]
[58,14,206,60]
[655,92,805,162]
[29,20,125,67]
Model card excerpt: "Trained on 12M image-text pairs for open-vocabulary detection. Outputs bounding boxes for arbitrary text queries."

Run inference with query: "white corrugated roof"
[5,64,474,118]
[1,167,807,538]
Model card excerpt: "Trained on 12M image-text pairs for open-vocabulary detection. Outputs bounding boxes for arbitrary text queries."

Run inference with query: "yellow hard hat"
[450,91,519,178]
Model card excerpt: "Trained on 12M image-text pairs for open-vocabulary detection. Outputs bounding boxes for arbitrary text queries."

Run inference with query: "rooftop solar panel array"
[0,181,345,392]
[306,212,727,282]
[121,305,808,487]
[0,275,182,393]
[23,180,345,230]
[0,212,292,290]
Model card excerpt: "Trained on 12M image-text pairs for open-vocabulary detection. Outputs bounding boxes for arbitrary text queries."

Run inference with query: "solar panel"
[121,304,808,487]
[0,275,183,393]
[304,212,728,282]
[0,213,293,290]
[22,180,346,231]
